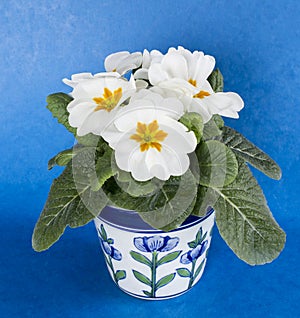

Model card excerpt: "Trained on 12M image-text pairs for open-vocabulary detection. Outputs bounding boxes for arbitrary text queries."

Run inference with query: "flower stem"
[188,260,196,289]
[151,251,158,297]
[106,254,117,285]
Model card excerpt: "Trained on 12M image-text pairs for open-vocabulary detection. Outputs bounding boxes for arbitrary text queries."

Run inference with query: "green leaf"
[194,259,205,279]
[212,160,286,265]
[192,186,216,217]
[48,148,75,170]
[114,168,161,197]
[203,115,223,140]
[91,144,117,191]
[130,251,152,267]
[221,126,282,180]
[142,290,152,297]
[100,224,107,241]
[196,140,238,187]
[46,93,76,135]
[32,149,109,251]
[103,169,198,231]
[176,268,192,278]
[115,270,126,281]
[155,273,176,290]
[179,112,203,143]
[188,241,197,248]
[157,251,182,266]
[76,133,103,147]
[195,228,203,244]
[207,69,224,93]
[132,270,152,286]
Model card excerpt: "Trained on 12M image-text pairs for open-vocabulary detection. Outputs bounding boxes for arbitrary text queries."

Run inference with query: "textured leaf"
[203,115,223,140]
[221,126,282,180]
[132,270,152,286]
[114,168,161,197]
[91,144,117,191]
[194,259,205,279]
[192,186,216,217]
[76,133,103,147]
[130,251,152,267]
[212,160,286,265]
[207,69,224,93]
[179,112,203,143]
[115,270,126,281]
[32,149,109,251]
[157,251,182,266]
[196,140,238,187]
[48,148,75,170]
[176,268,192,278]
[46,93,75,135]
[155,273,176,290]
[103,169,198,231]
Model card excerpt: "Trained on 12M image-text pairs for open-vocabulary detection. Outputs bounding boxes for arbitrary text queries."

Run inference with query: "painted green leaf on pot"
[155,273,176,290]
[208,69,224,93]
[156,251,182,266]
[132,270,152,287]
[32,149,109,251]
[196,140,238,188]
[212,160,286,265]
[176,268,192,278]
[142,290,152,297]
[221,126,282,180]
[130,251,152,267]
[179,112,203,143]
[115,270,126,282]
[194,259,205,280]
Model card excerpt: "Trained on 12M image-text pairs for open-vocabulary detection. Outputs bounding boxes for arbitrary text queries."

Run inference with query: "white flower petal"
[148,63,170,85]
[161,53,188,80]
[193,54,215,86]
[201,92,244,119]
[105,51,142,75]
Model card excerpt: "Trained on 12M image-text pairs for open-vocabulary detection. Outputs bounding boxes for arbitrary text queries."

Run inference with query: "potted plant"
[32,46,286,300]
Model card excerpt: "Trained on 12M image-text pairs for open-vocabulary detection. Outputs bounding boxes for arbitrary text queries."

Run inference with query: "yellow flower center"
[93,87,122,112]
[188,79,210,99]
[188,78,197,87]
[130,120,168,152]
[193,90,211,99]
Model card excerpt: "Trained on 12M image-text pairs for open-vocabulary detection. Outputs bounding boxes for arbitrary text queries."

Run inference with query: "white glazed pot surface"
[94,206,215,300]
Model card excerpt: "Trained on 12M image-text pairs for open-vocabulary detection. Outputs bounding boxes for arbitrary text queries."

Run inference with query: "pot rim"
[96,206,214,234]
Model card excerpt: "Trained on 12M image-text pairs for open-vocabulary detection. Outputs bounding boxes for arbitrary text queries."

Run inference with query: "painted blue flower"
[100,239,122,261]
[134,235,179,253]
[180,240,208,264]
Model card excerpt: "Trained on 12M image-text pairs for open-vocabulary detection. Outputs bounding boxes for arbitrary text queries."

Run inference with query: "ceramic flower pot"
[94,206,215,300]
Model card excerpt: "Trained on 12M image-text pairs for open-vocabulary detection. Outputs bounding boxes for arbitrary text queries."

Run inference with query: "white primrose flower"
[104,51,142,75]
[148,46,244,122]
[64,73,136,136]
[134,49,164,80]
[102,91,197,181]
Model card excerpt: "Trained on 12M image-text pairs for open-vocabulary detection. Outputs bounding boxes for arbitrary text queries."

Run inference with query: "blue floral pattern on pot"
[98,224,126,285]
[176,227,208,289]
[130,235,181,298]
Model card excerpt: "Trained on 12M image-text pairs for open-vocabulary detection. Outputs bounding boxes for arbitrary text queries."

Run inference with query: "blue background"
[1,0,299,317]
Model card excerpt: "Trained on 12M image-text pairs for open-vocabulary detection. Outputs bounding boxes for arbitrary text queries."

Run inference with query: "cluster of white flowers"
[64,46,244,182]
